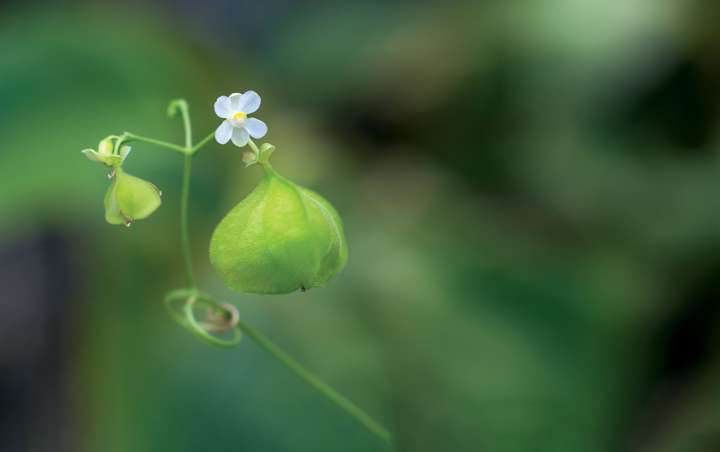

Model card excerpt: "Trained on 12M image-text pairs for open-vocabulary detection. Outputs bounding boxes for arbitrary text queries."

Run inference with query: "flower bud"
[98,137,114,155]
[82,137,131,167]
[210,165,348,294]
[104,168,162,226]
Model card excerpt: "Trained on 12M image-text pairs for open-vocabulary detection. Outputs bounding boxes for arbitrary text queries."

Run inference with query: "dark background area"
[1,1,720,451]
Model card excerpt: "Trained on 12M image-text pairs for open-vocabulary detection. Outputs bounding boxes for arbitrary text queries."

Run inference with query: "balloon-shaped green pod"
[105,168,162,226]
[210,158,348,294]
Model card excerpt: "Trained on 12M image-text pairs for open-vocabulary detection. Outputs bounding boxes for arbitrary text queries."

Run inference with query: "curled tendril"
[164,288,242,348]
[167,99,189,118]
[204,301,239,333]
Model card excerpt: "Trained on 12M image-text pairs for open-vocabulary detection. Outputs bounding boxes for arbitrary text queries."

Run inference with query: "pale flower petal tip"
[244,118,267,139]
[214,96,232,119]
[231,127,250,147]
[119,145,132,161]
[82,149,101,162]
[215,121,233,144]
[213,90,268,148]
[238,91,261,114]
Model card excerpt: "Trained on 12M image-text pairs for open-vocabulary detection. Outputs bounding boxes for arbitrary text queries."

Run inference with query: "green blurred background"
[2,1,720,451]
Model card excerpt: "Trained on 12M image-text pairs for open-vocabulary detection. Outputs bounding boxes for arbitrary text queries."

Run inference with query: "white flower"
[213,91,268,147]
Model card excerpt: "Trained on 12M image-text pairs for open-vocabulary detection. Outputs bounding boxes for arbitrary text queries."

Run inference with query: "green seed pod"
[210,164,348,294]
[105,168,162,226]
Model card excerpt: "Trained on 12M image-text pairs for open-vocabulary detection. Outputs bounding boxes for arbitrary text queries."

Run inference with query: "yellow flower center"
[233,112,247,121]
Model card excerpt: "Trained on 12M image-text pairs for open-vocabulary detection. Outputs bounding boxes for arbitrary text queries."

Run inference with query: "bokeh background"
[2,1,720,451]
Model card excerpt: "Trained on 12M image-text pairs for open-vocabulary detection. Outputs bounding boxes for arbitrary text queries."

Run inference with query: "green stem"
[169,100,197,289]
[247,138,261,156]
[180,108,193,149]
[127,99,391,443]
[122,132,188,154]
[236,318,392,444]
[191,131,215,154]
[180,153,195,288]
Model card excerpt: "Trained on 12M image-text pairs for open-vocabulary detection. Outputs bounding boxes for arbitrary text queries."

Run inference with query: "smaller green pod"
[105,168,162,226]
[210,164,348,294]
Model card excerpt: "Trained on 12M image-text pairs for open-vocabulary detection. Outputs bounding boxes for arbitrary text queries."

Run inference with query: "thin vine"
[82,93,391,445]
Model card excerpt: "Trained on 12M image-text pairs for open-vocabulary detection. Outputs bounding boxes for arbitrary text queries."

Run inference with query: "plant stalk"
[180,153,195,288]
[236,318,392,444]
[125,99,392,444]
